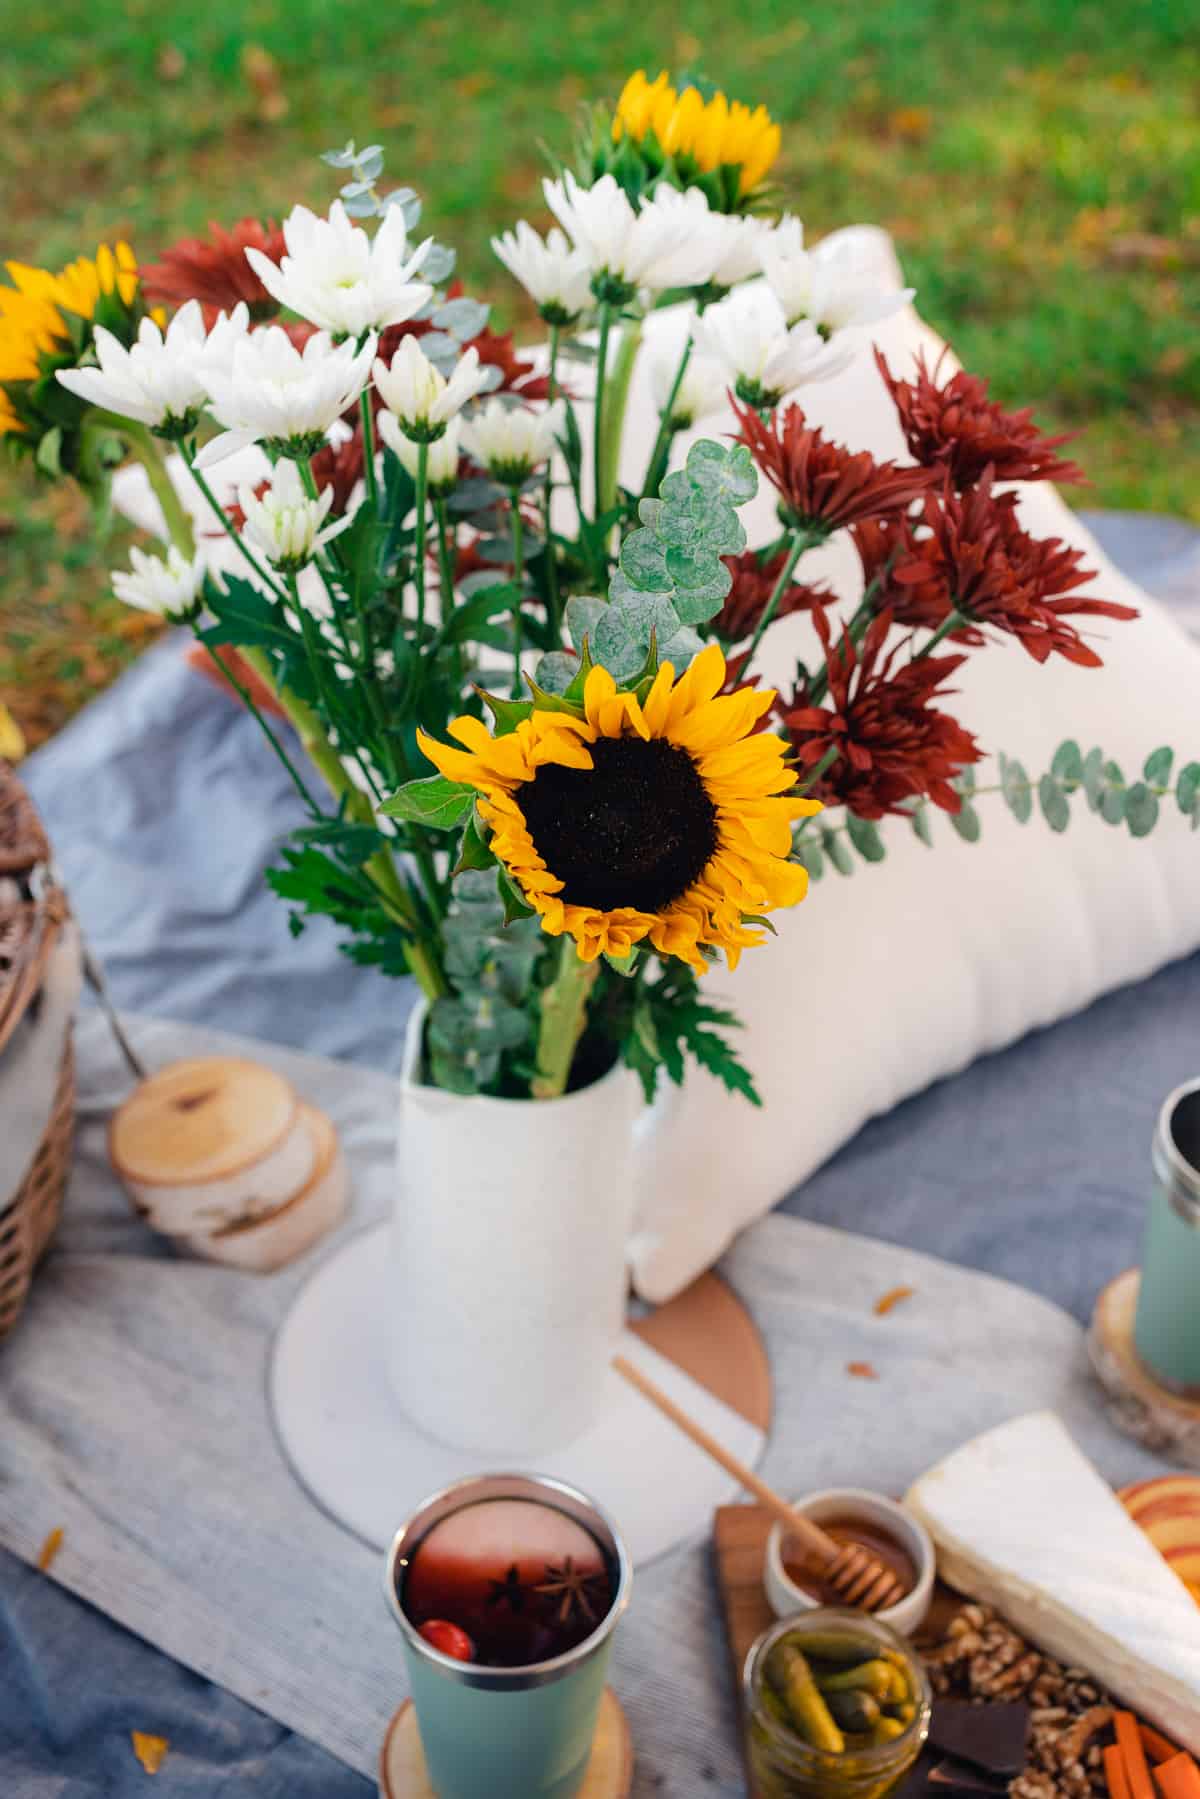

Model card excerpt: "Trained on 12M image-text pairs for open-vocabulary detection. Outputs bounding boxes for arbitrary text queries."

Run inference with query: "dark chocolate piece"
[928,1699,1031,1777]
[929,1754,1011,1792]
[891,1747,939,1799]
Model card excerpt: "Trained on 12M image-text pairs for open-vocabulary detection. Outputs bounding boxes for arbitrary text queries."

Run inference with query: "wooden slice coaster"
[378,1688,632,1798]
[1089,1267,1200,1466]
[183,1103,348,1273]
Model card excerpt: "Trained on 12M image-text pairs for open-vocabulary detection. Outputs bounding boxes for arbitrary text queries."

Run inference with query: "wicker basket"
[0,763,74,1344]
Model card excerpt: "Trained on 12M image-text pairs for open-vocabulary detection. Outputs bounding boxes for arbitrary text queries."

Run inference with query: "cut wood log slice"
[378,1689,632,1798]
[183,1103,348,1273]
[109,1056,314,1235]
[1090,1268,1200,1468]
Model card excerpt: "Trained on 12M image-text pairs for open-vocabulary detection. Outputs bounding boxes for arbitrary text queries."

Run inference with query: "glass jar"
[744,1608,932,1799]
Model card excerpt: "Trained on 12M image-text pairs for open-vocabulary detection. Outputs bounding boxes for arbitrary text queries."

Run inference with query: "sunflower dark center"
[516,735,719,914]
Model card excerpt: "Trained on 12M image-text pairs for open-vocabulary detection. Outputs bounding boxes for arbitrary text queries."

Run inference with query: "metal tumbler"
[384,1472,631,1799]
[1134,1078,1200,1392]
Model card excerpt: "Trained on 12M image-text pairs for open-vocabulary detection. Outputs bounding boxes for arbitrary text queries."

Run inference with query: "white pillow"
[620,230,1200,1300]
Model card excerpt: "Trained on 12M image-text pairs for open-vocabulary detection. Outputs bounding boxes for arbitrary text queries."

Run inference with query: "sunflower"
[611,70,781,205]
[0,241,141,444]
[417,645,819,973]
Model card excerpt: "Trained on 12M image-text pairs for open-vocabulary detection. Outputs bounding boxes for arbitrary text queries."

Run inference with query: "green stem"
[598,318,642,524]
[359,389,379,514]
[434,498,464,686]
[118,422,195,558]
[641,335,692,501]
[805,589,880,708]
[797,744,840,795]
[913,608,968,660]
[413,439,429,637]
[510,490,525,699]
[741,526,824,679]
[191,627,321,815]
[544,322,562,637]
[591,301,612,523]
[533,936,599,1100]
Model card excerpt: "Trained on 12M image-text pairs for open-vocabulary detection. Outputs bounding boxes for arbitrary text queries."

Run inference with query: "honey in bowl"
[782,1515,916,1608]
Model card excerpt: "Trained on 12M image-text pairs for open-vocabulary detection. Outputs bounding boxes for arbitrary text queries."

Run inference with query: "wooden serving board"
[712,1505,962,1797]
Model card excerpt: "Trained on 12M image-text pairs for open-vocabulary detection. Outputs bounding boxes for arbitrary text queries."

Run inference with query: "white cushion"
[622,229,1200,1300]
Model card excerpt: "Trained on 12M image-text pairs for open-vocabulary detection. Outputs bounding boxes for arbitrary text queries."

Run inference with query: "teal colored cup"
[1135,1079,1200,1392]
[384,1474,632,1799]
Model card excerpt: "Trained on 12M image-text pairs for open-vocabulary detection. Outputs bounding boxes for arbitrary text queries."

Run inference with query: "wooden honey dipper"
[612,1353,906,1612]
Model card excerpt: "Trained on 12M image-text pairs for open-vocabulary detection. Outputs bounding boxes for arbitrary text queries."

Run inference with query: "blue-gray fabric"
[3,511,1199,1795]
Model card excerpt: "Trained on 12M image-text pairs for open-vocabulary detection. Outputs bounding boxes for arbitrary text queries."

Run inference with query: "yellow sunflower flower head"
[417,645,820,974]
[606,69,782,210]
[1,240,144,481]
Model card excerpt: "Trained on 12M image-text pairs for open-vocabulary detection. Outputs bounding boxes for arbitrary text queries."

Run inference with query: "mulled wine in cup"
[384,1474,631,1799]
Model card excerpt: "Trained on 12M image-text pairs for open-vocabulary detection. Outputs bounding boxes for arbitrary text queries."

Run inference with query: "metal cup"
[384,1473,632,1799]
[1135,1078,1200,1392]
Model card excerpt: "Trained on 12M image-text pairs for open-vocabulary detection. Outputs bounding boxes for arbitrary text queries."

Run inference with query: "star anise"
[534,1557,608,1627]
[485,1563,527,1614]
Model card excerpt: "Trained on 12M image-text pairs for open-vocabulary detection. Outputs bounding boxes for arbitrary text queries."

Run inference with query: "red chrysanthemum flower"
[732,398,934,535]
[903,476,1137,666]
[875,348,1084,490]
[141,218,286,324]
[779,606,983,819]
[714,547,834,644]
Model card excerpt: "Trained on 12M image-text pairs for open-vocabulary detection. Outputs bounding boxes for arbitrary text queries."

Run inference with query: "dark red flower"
[904,476,1137,666]
[850,515,956,633]
[778,606,982,819]
[142,218,286,324]
[732,398,934,534]
[875,348,1084,490]
[714,547,833,644]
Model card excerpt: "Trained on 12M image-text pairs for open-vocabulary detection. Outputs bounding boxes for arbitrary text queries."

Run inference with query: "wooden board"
[630,1271,772,1432]
[712,1505,962,1797]
[378,1688,632,1798]
[1090,1268,1200,1466]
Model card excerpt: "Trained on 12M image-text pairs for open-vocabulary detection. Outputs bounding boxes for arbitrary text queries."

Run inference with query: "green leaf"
[437,582,521,645]
[478,690,533,733]
[603,947,642,977]
[794,836,824,881]
[950,799,982,842]
[1177,762,1200,816]
[846,814,887,863]
[687,1027,762,1106]
[1037,774,1070,833]
[1050,740,1084,785]
[496,867,534,923]
[1144,746,1175,787]
[1100,760,1126,826]
[821,826,854,876]
[36,426,63,477]
[201,574,295,650]
[1001,757,1033,823]
[379,774,474,828]
[1125,782,1160,837]
[952,765,977,798]
[452,808,496,875]
[908,801,935,847]
[1082,748,1106,812]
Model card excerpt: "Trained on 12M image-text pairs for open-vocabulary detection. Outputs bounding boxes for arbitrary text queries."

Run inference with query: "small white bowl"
[764,1487,935,1639]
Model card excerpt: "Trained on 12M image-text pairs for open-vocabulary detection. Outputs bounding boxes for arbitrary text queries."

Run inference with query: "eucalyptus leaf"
[1082,747,1106,811]
[532,650,581,694]
[1037,774,1070,833]
[1100,760,1126,826]
[1144,745,1174,786]
[433,296,490,339]
[909,801,935,847]
[846,814,886,864]
[1177,762,1200,815]
[795,836,824,881]
[1051,739,1084,784]
[950,799,982,842]
[1001,757,1033,823]
[1125,782,1160,837]
[821,826,854,876]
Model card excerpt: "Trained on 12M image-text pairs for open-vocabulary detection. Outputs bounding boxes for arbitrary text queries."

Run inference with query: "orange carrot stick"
[1116,1712,1157,1799]
[1156,1755,1200,1799]
[1107,1746,1134,1799]
[1141,1727,1183,1768]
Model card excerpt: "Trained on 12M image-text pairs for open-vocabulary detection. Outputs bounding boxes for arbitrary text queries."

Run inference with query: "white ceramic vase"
[389,1002,644,1455]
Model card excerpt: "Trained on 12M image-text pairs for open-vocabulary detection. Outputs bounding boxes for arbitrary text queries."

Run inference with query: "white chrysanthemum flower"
[691,285,854,409]
[542,173,724,298]
[649,346,727,427]
[57,300,211,436]
[460,397,565,485]
[758,217,914,334]
[244,200,434,338]
[707,212,775,290]
[111,545,205,619]
[372,337,488,442]
[237,458,350,572]
[491,221,592,325]
[196,326,377,468]
[196,303,252,386]
[377,412,463,495]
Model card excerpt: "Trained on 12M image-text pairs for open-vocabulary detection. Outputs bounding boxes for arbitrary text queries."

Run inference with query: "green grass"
[2,0,1198,743]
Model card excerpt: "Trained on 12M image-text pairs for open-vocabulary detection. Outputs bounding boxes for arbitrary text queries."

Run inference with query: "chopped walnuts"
[922,1603,1115,1798]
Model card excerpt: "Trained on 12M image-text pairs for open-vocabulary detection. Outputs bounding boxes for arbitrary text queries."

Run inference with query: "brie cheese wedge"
[906,1412,1200,1752]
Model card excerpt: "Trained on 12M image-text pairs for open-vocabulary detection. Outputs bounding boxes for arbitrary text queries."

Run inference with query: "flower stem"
[191,627,321,815]
[741,525,824,680]
[641,335,692,501]
[434,498,463,685]
[913,609,967,660]
[532,935,599,1100]
[413,439,429,636]
[118,422,195,558]
[544,322,562,637]
[592,301,612,523]
[797,744,839,795]
[359,389,379,514]
[509,490,525,699]
[598,318,642,525]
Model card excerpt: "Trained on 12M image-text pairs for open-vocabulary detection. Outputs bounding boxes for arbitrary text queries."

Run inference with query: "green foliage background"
[2,0,1197,744]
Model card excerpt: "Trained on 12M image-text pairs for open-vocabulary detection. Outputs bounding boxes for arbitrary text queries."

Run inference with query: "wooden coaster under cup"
[1089,1267,1200,1466]
[378,1688,632,1799]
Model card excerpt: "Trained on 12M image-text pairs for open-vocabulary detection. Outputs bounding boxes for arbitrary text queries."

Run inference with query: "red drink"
[400,1497,617,1668]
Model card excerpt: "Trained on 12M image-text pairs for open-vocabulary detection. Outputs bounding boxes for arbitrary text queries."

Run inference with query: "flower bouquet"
[5,70,1195,1454]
